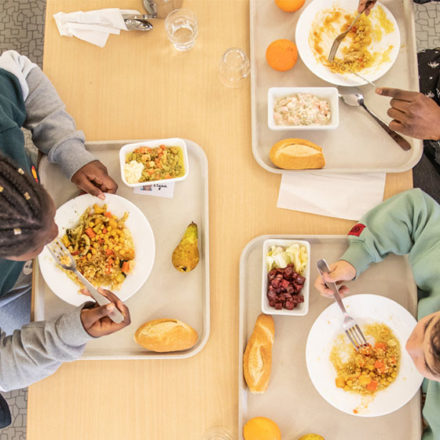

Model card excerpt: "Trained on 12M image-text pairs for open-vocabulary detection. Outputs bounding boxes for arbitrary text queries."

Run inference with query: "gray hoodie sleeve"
[0,50,96,179]
[0,306,92,392]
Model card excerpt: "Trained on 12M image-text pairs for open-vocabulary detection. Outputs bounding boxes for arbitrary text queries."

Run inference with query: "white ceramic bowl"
[268,87,339,131]
[119,138,189,187]
[261,238,310,316]
[306,294,424,417]
[295,0,400,87]
[38,193,156,307]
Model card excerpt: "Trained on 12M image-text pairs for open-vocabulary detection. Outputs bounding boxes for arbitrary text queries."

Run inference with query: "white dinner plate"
[296,0,400,86]
[38,193,156,307]
[306,294,424,417]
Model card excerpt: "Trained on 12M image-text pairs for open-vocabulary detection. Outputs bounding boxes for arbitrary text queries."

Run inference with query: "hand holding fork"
[47,239,129,327]
[316,259,367,350]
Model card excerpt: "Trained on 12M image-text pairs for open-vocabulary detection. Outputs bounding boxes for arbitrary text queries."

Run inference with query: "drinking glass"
[218,48,250,88]
[165,9,198,51]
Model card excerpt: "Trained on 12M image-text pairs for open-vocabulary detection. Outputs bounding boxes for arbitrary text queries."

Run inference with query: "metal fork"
[317,258,367,350]
[327,0,375,62]
[47,239,124,324]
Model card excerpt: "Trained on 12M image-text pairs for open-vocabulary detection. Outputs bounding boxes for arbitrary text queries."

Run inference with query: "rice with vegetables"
[124,145,185,183]
[330,323,400,395]
[61,204,135,290]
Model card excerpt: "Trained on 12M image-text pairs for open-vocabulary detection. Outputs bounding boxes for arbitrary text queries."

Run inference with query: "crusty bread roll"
[243,314,275,393]
[134,318,198,353]
[269,138,325,170]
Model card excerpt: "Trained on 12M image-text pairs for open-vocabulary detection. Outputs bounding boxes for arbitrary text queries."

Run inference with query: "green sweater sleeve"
[341,189,440,277]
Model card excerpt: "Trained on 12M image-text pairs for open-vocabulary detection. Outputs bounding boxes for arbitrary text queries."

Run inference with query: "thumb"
[322,272,340,284]
[82,303,115,328]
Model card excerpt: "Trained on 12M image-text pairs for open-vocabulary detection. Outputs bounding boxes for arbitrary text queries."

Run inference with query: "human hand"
[358,0,377,15]
[80,288,130,337]
[71,160,118,200]
[376,88,440,141]
[314,260,356,298]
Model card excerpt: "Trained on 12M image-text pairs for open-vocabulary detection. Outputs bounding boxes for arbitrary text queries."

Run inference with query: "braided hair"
[0,153,52,258]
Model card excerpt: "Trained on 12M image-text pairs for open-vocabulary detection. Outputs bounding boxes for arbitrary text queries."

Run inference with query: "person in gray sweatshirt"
[0,50,131,426]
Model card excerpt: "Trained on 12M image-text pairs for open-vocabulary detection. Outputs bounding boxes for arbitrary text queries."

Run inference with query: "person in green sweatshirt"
[314,188,440,440]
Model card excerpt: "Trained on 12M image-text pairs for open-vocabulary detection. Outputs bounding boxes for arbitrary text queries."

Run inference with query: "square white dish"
[261,238,310,316]
[267,87,339,131]
[119,137,189,187]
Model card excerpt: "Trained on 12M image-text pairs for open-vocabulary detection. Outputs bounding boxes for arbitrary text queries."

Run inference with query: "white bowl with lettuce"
[262,239,310,316]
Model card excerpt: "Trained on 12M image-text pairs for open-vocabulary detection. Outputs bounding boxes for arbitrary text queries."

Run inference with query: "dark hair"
[429,318,440,376]
[0,153,52,258]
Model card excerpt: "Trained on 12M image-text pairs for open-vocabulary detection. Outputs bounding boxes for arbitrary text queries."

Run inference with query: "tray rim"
[238,233,421,438]
[249,0,423,174]
[33,138,210,360]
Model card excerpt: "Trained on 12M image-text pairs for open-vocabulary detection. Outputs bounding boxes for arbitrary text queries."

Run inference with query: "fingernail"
[376,88,382,94]
[106,303,115,312]
[98,193,105,200]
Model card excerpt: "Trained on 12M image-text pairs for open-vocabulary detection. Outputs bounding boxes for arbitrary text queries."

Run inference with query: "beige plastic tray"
[34,139,210,360]
[239,235,422,439]
[250,0,423,173]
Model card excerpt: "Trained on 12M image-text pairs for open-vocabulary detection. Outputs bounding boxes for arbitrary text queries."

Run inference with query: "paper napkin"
[277,172,386,220]
[53,8,140,47]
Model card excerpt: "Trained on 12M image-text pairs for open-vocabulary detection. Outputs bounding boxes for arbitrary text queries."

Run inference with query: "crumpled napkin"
[53,8,140,47]
[277,172,386,220]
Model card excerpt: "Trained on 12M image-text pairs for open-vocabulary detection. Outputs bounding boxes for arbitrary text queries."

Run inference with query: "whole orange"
[266,39,298,72]
[275,0,306,12]
[243,417,281,440]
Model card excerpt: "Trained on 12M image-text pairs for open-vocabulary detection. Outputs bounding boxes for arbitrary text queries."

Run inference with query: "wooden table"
[27,1,412,438]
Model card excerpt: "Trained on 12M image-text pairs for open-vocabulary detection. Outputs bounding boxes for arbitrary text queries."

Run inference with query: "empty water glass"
[165,9,198,51]
[218,48,250,88]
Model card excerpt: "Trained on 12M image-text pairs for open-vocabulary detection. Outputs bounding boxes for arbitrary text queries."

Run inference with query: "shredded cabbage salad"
[265,244,308,275]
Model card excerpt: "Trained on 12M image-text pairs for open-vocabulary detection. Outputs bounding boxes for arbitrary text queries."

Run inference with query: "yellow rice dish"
[61,204,135,290]
[310,6,395,74]
[330,323,400,396]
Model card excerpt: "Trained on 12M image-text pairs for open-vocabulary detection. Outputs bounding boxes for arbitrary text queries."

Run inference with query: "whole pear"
[172,222,199,272]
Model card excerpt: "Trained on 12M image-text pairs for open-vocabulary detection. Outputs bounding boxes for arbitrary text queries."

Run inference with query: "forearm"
[0,307,92,391]
[24,66,95,178]
[341,189,440,276]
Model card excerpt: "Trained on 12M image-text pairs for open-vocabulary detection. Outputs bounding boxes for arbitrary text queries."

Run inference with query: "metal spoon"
[339,91,411,151]
[123,16,153,31]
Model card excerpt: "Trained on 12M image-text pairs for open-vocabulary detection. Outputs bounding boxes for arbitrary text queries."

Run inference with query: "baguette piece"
[269,138,325,170]
[243,314,275,393]
[134,318,198,353]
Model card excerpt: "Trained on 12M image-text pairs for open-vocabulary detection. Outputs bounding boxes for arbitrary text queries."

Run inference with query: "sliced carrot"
[366,381,378,392]
[105,249,114,256]
[374,360,385,369]
[85,228,95,239]
[104,212,113,218]
[375,342,387,350]
[121,261,130,273]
